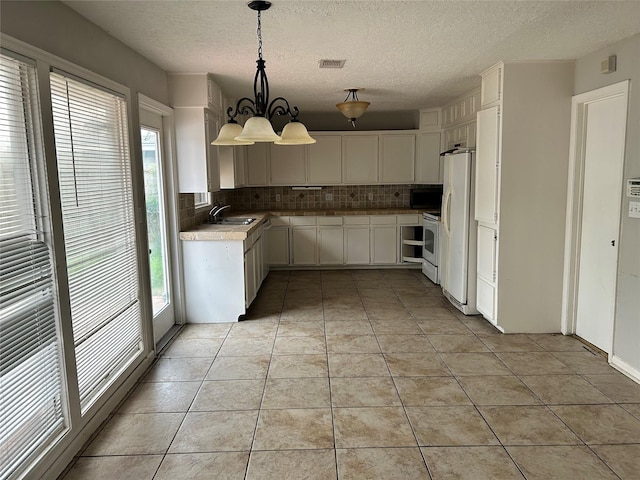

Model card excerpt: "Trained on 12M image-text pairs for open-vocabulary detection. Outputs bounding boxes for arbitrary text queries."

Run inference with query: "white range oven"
[422,212,440,284]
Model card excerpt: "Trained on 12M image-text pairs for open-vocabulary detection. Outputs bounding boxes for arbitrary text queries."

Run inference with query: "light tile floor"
[61,269,640,479]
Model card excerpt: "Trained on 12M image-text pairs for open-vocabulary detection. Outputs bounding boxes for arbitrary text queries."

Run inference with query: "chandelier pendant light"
[336,88,370,128]
[213,1,315,145]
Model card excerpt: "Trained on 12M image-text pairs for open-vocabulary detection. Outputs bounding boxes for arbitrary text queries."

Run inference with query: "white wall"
[574,34,640,376]
[1,1,169,105]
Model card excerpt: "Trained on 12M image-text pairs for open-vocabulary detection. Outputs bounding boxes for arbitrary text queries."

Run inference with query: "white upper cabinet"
[474,106,500,225]
[342,135,379,184]
[245,143,270,186]
[219,145,246,189]
[168,73,223,112]
[480,64,502,108]
[415,132,441,184]
[307,135,342,185]
[269,144,306,185]
[379,134,416,184]
[174,107,221,193]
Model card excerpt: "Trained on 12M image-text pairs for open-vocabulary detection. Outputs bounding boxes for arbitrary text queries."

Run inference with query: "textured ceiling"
[63,0,640,113]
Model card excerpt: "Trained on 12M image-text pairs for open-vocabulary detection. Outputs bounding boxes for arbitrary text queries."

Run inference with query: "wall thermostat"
[627,178,640,198]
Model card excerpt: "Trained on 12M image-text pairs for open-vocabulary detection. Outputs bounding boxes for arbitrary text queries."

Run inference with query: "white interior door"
[140,108,175,344]
[574,87,627,353]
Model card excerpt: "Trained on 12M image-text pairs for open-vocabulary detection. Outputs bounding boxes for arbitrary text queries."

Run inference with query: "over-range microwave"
[410,186,443,211]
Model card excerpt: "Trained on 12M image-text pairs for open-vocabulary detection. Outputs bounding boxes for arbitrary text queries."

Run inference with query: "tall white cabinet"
[474,61,574,333]
[169,73,222,194]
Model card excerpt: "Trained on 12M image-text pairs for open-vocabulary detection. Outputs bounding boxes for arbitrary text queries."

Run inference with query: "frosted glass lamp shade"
[275,121,316,145]
[336,100,370,120]
[212,122,255,145]
[235,116,282,142]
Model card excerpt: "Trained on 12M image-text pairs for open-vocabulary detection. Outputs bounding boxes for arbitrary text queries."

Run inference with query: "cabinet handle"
[611,240,615,247]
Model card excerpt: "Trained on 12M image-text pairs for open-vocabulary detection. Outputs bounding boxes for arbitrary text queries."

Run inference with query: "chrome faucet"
[209,204,231,223]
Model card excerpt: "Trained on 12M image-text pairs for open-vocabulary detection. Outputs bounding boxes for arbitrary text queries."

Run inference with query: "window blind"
[50,72,142,411]
[0,53,66,480]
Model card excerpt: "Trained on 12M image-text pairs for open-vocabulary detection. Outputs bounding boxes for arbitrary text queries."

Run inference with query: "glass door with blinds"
[50,70,143,413]
[140,108,175,343]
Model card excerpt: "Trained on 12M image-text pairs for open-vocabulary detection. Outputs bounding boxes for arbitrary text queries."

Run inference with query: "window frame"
[0,34,156,480]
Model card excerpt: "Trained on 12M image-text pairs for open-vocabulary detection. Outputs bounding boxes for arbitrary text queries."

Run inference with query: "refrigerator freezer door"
[443,152,472,304]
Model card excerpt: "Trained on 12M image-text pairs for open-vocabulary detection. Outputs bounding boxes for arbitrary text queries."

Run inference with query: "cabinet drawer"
[397,214,421,225]
[344,216,370,225]
[370,215,396,225]
[291,216,317,226]
[317,216,343,226]
[269,216,290,226]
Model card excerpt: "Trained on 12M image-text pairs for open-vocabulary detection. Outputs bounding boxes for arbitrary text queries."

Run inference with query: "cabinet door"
[371,225,398,264]
[266,227,290,266]
[246,143,269,186]
[175,108,208,193]
[343,135,379,184]
[415,132,441,184]
[218,145,246,189]
[244,244,257,307]
[308,135,342,184]
[481,64,502,108]
[475,107,500,224]
[318,226,344,265]
[270,144,306,185]
[291,226,318,265]
[476,225,497,323]
[379,134,415,183]
[344,226,370,264]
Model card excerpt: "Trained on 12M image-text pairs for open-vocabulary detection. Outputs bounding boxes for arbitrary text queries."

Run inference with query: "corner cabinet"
[415,132,442,184]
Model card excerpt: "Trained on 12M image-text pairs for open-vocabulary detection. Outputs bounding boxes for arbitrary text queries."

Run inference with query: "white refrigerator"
[440,150,479,315]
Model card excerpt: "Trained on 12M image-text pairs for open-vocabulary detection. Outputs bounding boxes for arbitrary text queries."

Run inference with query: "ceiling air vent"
[319,59,346,69]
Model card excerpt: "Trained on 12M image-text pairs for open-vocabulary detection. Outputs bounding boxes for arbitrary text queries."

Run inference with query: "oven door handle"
[442,188,451,235]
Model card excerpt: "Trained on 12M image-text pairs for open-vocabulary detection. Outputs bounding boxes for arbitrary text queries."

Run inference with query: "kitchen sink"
[210,217,256,225]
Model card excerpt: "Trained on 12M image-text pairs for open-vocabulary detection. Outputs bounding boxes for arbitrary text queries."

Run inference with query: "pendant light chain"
[257,10,263,60]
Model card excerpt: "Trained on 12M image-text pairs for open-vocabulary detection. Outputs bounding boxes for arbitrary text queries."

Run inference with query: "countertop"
[179,208,439,241]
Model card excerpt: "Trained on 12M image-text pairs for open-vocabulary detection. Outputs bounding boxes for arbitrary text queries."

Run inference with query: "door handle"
[611,240,615,247]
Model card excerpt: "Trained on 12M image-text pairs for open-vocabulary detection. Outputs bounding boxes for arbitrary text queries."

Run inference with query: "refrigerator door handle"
[442,189,451,235]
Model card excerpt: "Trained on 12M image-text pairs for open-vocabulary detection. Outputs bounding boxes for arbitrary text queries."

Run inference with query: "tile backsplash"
[226,185,424,211]
[179,185,433,230]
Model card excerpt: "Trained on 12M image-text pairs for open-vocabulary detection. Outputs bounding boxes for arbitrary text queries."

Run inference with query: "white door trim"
[138,94,187,330]
[561,80,629,341]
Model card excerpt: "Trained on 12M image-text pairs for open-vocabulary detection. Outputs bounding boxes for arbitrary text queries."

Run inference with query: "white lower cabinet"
[182,226,266,323]
[371,225,398,265]
[318,226,344,265]
[266,227,290,266]
[266,214,422,268]
[344,226,371,265]
[291,217,318,266]
[476,224,497,324]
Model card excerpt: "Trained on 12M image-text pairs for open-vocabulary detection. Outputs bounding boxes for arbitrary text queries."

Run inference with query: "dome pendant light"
[336,88,370,128]
[212,1,315,145]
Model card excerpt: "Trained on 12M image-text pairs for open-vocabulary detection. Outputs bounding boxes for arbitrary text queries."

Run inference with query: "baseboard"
[610,355,640,385]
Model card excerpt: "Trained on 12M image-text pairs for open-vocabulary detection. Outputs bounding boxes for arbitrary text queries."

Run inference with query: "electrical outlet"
[276,194,281,202]
[629,201,640,219]
[325,193,333,201]
[368,192,374,201]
